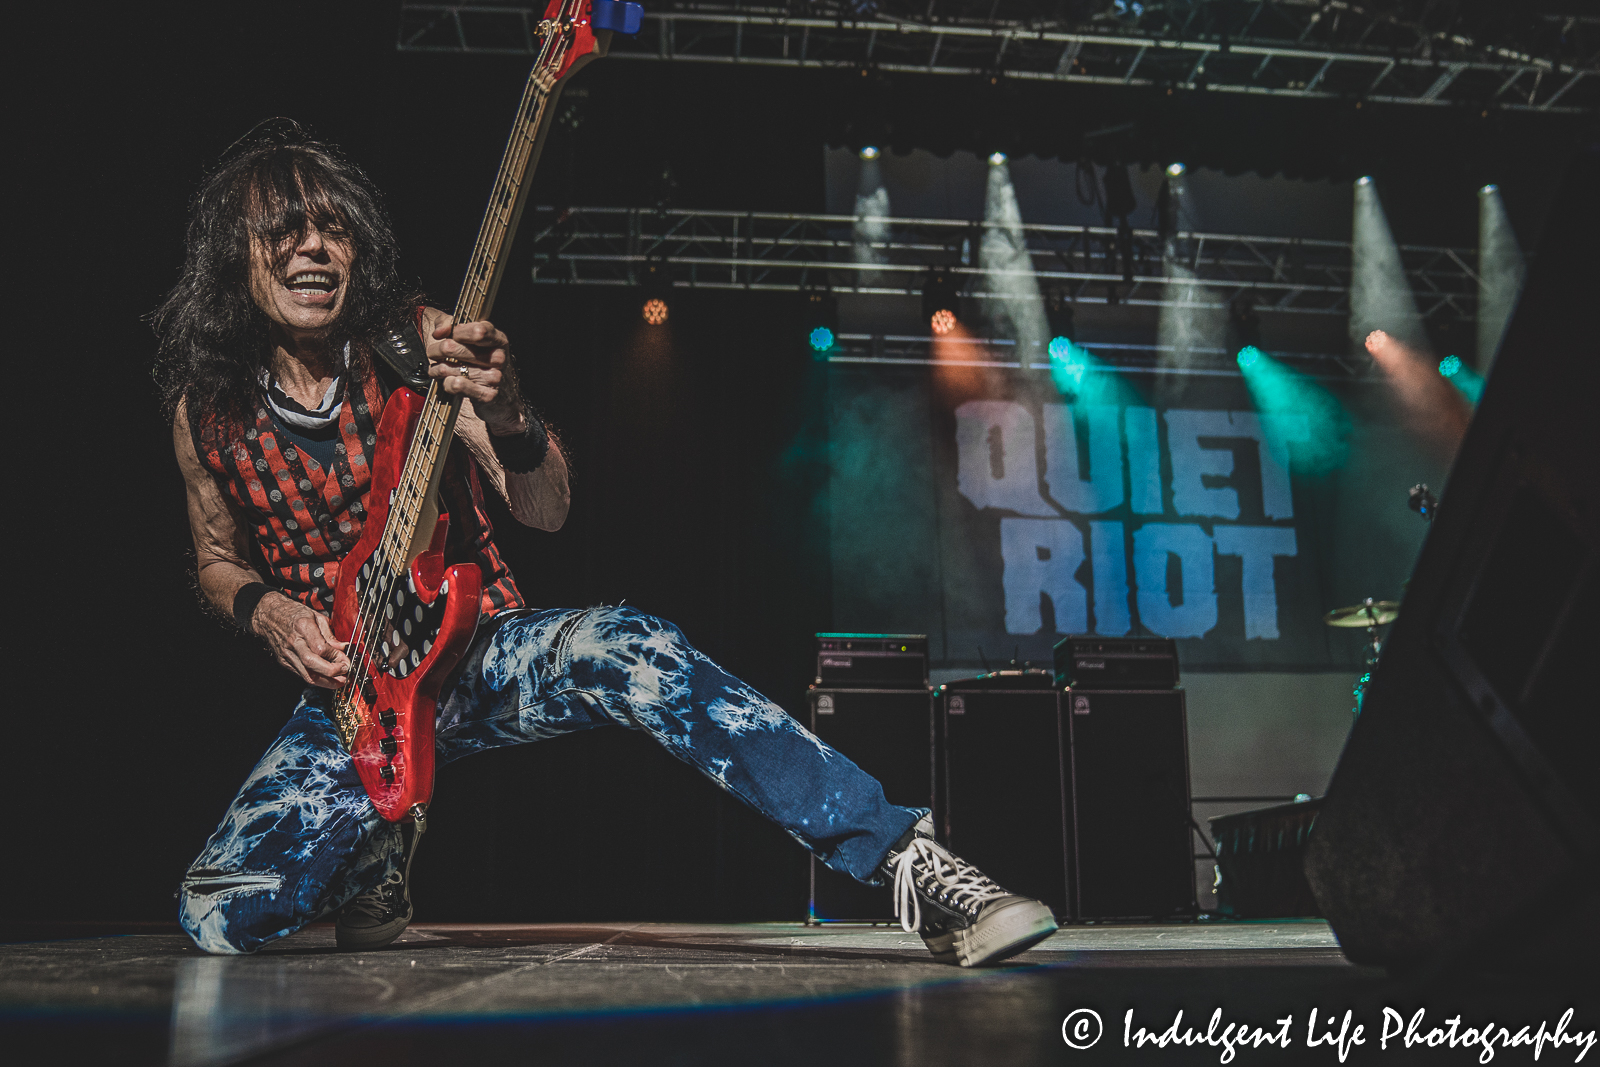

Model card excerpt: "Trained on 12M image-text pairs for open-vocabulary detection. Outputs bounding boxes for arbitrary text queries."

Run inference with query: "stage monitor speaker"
[1066,688,1196,921]
[940,685,1070,919]
[1210,799,1322,919]
[807,687,934,923]
[1303,141,1600,973]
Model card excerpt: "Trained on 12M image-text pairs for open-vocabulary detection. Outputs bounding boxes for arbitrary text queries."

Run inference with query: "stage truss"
[397,2,1596,114]
[521,205,1477,315]
[518,205,1478,375]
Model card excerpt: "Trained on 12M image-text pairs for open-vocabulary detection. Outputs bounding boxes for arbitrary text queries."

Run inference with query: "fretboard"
[385,19,582,564]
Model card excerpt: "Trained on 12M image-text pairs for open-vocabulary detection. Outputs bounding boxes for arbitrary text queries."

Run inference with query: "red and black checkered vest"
[191,368,524,618]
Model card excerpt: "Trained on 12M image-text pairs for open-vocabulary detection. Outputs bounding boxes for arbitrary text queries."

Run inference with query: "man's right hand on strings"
[250,594,351,689]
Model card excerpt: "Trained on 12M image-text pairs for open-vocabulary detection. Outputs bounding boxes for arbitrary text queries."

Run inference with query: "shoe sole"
[924,898,1058,967]
[335,911,412,951]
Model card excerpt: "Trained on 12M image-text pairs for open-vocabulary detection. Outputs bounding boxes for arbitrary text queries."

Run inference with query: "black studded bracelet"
[488,406,550,473]
[232,582,275,633]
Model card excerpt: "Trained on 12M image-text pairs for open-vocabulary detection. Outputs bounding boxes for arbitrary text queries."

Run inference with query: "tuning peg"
[592,0,643,34]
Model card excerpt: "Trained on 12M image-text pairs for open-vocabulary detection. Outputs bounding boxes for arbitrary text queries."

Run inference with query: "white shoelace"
[890,838,1009,934]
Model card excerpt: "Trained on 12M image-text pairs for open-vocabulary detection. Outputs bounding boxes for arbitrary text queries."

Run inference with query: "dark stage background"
[11,1,1583,924]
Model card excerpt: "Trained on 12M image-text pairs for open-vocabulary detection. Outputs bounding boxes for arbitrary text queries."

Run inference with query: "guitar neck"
[387,20,608,560]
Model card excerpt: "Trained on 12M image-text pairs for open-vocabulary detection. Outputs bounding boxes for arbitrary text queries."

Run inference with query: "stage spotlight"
[1237,345,1263,368]
[1050,339,1087,388]
[639,260,672,325]
[1044,288,1075,358]
[803,287,838,352]
[1166,162,1186,177]
[1478,182,1524,372]
[922,268,961,335]
[988,151,1007,166]
[860,145,880,161]
[1438,354,1462,378]
[1350,176,1427,353]
[1356,175,1373,186]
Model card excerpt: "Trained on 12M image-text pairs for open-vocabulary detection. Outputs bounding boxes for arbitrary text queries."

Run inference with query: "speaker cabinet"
[940,687,1070,920]
[1066,688,1197,921]
[1304,143,1600,972]
[807,688,935,922]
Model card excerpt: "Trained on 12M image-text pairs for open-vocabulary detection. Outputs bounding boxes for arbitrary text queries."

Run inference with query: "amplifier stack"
[807,634,933,924]
[805,632,1196,925]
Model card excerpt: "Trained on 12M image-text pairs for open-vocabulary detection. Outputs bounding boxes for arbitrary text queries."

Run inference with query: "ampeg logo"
[816,694,835,715]
[948,696,966,715]
[1073,695,1092,715]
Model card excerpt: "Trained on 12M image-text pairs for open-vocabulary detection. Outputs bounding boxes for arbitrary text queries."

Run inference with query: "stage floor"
[2,921,1590,1065]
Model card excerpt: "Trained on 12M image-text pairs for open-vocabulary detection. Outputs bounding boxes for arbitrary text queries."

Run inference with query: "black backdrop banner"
[826,363,1438,672]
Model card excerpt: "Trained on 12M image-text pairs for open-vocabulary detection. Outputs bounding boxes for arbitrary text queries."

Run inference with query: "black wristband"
[233,582,275,633]
[488,406,551,473]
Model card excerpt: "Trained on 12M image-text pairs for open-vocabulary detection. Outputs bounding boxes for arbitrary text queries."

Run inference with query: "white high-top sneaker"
[881,815,1058,967]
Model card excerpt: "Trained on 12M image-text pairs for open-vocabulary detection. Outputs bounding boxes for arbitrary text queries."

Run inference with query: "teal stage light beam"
[1438,353,1484,403]
[1235,346,1348,473]
[1046,339,1139,408]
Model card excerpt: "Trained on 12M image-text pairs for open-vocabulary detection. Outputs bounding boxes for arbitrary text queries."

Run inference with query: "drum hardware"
[1408,484,1439,523]
[1324,598,1400,715]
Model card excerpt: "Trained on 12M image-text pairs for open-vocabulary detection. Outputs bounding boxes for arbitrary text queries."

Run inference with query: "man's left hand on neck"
[423,310,525,431]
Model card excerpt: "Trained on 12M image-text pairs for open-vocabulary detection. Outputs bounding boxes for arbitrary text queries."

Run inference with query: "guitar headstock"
[538,0,643,85]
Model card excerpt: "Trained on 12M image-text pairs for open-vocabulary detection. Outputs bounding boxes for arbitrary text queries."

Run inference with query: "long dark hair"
[153,120,421,425]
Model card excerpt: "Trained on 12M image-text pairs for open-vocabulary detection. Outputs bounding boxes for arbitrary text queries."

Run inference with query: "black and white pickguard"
[358,556,449,679]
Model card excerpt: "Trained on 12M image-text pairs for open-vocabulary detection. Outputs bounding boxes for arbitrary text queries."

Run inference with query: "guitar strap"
[369,314,431,394]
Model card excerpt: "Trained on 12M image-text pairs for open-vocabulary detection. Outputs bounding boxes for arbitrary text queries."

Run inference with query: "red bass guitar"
[328,0,643,825]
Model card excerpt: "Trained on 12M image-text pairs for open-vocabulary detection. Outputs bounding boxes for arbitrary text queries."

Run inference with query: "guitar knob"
[380,709,397,729]
[381,738,399,756]
[381,765,396,784]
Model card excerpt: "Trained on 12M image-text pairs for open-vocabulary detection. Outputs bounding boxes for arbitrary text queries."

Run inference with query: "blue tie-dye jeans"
[179,606,924,954]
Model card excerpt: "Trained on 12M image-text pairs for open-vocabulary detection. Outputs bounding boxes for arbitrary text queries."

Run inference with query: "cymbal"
[1324,601,1400,628]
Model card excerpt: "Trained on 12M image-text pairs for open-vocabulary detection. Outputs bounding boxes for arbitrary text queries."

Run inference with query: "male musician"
[160,126,1057,966]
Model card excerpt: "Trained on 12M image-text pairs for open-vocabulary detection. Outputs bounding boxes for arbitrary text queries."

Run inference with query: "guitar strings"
[335,8,575,750]
[341,8,570,703]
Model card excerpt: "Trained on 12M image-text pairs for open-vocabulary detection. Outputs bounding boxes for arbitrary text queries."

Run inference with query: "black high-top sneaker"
[881,814,1058,967]
[336,815,424,951]
[334,868,412,950]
